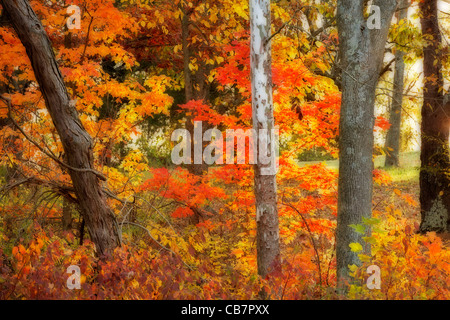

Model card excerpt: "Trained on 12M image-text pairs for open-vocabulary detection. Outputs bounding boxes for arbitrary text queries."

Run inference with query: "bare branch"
[0,95,107,181]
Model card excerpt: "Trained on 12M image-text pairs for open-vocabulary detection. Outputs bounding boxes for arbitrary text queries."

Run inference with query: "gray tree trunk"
[250,0,281,278]
[385,1,409,167]
[1,0,120,256]
[336,0,398,290]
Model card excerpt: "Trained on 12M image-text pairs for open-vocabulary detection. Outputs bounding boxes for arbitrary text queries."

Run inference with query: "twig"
[0,95,107,181]
[326,240,336,287]
[79,5,94,63]
[265,7,303,46]
[121,221,194,271]
[282,200,322,286]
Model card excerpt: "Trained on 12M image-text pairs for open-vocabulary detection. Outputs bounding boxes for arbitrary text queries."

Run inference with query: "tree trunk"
[385,1,409,167]
[250,0,281,278]
[62,199,73,231]
[181,6,207,178]
[418,0,450,233]
[1,0,120,256]
[336,0,397,290]
[182,7,194,104]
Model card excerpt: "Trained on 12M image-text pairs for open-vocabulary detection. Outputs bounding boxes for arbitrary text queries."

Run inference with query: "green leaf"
[362,217,381,226]
[349,224,366,234]
[362,236,377,244]
[373,226,387,234]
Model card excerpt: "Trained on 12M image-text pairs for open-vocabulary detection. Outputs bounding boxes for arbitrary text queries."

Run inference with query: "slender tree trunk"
[1,0,120,256]
[0,78,21,183]
[418,0,450,233]
[385,1,409,167]
[62,199,73,231]
[181,7,207,177]
[250,0,281,278]
[336,0,397,291]
[0,113,17,183]
[182,8,194,104]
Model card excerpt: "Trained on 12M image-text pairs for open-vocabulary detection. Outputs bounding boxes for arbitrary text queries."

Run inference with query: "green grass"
[297,158,339,170]
[297,151,420,183]
[378,151,420,183]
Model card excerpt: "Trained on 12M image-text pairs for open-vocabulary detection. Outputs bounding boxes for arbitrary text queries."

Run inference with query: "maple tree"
[0,0,449,302]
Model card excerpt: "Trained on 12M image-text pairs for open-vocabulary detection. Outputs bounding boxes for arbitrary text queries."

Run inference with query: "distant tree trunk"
[0,77,20,183]
[385,1,409,167]
[1,0,120,256]
[250,0,281,278]
[336,0,397,290]
[180,7,208,226]
[418,0,450,233]
[0,116,16,183]
[62,199,73,231]
[181,6,207,178]
[182,7,194,104]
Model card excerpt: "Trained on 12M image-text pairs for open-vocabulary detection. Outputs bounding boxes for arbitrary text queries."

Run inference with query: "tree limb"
[0,95,107,181]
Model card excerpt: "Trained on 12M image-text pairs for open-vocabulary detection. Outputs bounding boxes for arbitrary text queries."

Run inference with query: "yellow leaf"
[348,264,358,272]
[349,242,363,252]
[358,254,371,262]
[173,44,181,53]
[234,4,249,19]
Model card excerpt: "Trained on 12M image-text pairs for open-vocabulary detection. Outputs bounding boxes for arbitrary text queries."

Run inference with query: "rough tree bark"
[385,0,409,167]
[250,0,281,278]
[418,0,450,233]
[1,0,120,256]
[336,0,397,290]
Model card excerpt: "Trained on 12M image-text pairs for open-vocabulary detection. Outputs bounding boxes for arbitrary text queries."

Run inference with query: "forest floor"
[300,150,422,228]
[297,151,420,182]
[300,151,450,247]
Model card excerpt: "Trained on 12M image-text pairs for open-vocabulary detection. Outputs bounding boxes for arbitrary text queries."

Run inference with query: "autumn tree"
[180,3,209,177]
[250,0,281,278]
[385,0,410,167]
[418,0,450,233]
[336,0,398,290]
[0,0,120,256]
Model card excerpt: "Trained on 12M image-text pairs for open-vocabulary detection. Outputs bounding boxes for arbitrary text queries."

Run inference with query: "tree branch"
[0,95,107,181]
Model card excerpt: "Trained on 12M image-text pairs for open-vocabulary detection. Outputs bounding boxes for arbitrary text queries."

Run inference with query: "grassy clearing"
[377,151,420,183]
[297,151,420,183]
